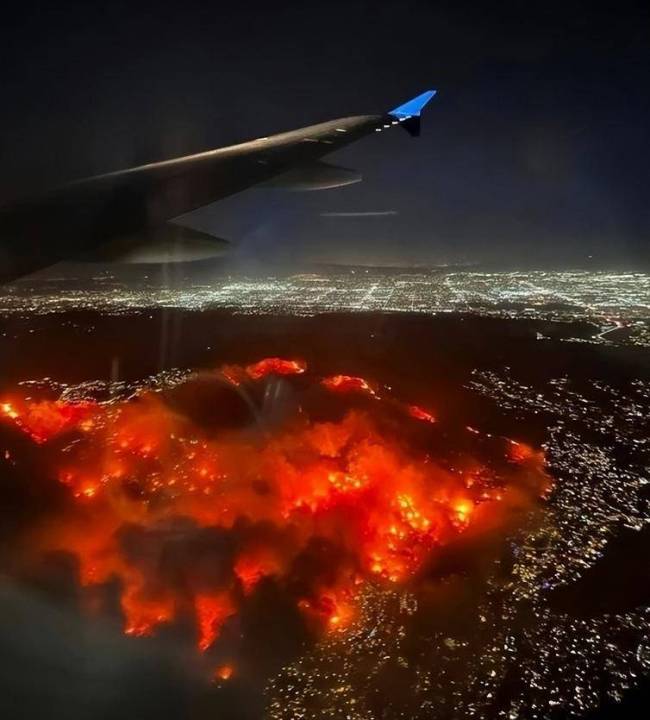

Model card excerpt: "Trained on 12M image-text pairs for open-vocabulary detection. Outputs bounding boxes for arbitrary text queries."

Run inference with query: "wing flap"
[262,161,362,191]
[79,224,229,264]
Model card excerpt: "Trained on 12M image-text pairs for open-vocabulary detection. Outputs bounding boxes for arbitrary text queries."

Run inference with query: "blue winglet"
[389,89,437,119]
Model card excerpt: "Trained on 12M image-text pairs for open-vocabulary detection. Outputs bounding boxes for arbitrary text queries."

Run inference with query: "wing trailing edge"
[262,161,361,191]
[78,224,229,264]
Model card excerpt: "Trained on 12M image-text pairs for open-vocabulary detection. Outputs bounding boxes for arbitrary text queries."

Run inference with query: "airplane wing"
[0,90,436,283]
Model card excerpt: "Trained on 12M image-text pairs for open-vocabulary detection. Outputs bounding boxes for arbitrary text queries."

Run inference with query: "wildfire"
[453,499,474,526]
[1,396,95,444]
[234,549,283,595]
[219,357,306,386]
[507,439,538,463]
[407,404,436,423]
[123,593,175,637]
[299,591,357,632]
[196,593,236,652]
[2,357,549,663]
[213,664,234,682]
[326,596,356,632]
[321,375,376,396]
[245,357,307,380]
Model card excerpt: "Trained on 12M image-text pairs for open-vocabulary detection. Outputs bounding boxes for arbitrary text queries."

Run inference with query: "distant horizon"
[6,257,650,288]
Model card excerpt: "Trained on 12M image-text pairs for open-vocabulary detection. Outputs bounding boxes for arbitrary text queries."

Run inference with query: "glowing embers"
[6,357,549,660]
[1,396,96,443]
[213,664,234,682]
[364,486,473,583]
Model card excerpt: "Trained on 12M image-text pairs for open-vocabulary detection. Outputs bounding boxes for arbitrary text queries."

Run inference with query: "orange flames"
[407,404,436,423]
[213,664,234,682]
[196,592,236,651]
[245,357,306,380]
[507,439,539,463]
[1,397,96,444]
[299,590,357,632]
[234,548,284,595]
[123,587,176,638]
[321,375,377,396]
[2,357,549,658]
[219,357,305,386]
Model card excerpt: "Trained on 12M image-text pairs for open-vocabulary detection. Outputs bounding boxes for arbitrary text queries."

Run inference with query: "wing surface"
[0,90,436,282]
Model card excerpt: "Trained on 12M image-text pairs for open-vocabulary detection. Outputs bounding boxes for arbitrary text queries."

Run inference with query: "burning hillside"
[1,358,549,681]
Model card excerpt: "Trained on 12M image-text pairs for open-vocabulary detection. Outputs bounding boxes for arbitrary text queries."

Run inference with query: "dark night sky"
[0,0,648,267]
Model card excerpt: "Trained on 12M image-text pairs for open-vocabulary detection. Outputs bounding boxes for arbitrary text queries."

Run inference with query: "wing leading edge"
[0,89,436,283]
